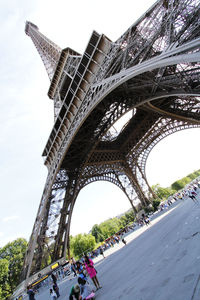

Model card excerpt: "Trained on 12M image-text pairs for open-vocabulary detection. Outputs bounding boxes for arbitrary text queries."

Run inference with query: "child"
[50,288,57,299]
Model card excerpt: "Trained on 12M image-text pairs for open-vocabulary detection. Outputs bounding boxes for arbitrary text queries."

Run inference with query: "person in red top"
[84,254,102,290]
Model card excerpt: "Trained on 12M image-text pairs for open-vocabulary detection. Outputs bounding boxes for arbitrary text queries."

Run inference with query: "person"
[76,261,87,281]
[27,286,36,300]
[121,234,127,245]
[71,257,76,264]
[188,190,198,204]
[84,254,102,290]
[142,213,151,225]
[69,284,82,300]
[51,273,57,284]
[99,246,105,258]
[167,198,173,206]
[50,288,57,299]
[71,263,77,277]
[53,282,60,298]
[78,277,95,300]
[122,237,127,245]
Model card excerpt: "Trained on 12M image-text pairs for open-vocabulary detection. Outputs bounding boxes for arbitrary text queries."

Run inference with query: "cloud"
[2,215,19,222]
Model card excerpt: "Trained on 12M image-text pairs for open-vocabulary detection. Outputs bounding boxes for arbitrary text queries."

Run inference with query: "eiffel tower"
[15,0,200,294]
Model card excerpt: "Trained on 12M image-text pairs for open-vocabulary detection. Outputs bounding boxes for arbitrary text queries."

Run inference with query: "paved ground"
[30,196,200,299]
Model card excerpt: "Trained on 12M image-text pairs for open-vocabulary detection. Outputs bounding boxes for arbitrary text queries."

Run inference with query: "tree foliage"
[0,238,27,299]
[70,209,136,257]
[91,224,104,243]
[151,184,175,200]
[124,210,135,224]
[90,210,135,243]
[171,177,191,190]
[119,210,135,228]
[0,259,9,299]
[152,199,161,211]
[70,234,96,258]
[171,169,200,191]
[99,218,121,239]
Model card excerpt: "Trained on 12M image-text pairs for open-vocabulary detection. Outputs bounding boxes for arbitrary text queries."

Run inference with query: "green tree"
[91,224,104,243]
[0,238,27,299]
[171,169,200,191]
[119,215,128,228]
[70,234,96,258]
[188,170,200,180]
[0,259,9,299]
[151,184,175,200]
[99,218,121,239]
[171,177,190,191]
[118,210,135,228]
[124,210,135,224]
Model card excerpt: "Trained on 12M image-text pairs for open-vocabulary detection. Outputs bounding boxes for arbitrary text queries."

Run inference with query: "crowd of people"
[165,181,200,205]
[25,253,101,300]
[25,179,200,300]
[24,219,151,300]
[26,273,61,300]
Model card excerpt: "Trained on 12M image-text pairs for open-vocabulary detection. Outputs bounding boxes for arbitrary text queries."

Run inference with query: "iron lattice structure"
[23,0,200,283]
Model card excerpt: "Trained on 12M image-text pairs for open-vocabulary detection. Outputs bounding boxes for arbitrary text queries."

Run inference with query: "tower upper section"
[25,21,82,119]
[25,21,112,170]
[25,21,62,81]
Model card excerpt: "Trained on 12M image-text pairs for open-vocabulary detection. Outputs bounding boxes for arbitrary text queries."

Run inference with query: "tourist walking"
[84,254,102,290]
[99,246,105,258]
[188,190,198,204]
[142,213,151,225]
[27,286,36,300]
[51,273,57,284]
[122,237,127,245]
[53,282,60,298]
[71,263,77,277]
[121,232,127,245]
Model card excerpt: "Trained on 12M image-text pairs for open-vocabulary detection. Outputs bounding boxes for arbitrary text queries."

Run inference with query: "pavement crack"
[191,274,200,300]
[192,232,199,237]
[184,232,200,240]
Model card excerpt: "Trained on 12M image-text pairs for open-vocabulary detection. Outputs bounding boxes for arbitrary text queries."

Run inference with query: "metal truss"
[21,0,200,288]
[25,22,62,81]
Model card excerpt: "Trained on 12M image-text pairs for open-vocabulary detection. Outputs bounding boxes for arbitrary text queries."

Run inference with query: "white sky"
[0,0,200,246]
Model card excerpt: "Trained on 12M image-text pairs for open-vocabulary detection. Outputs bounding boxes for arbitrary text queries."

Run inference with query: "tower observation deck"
[12,0,200,297]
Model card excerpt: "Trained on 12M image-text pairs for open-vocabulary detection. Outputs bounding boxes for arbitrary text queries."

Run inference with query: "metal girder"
[20,0,200,288]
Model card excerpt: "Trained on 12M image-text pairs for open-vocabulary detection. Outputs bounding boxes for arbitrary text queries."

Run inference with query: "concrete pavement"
[33,197,200,299]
